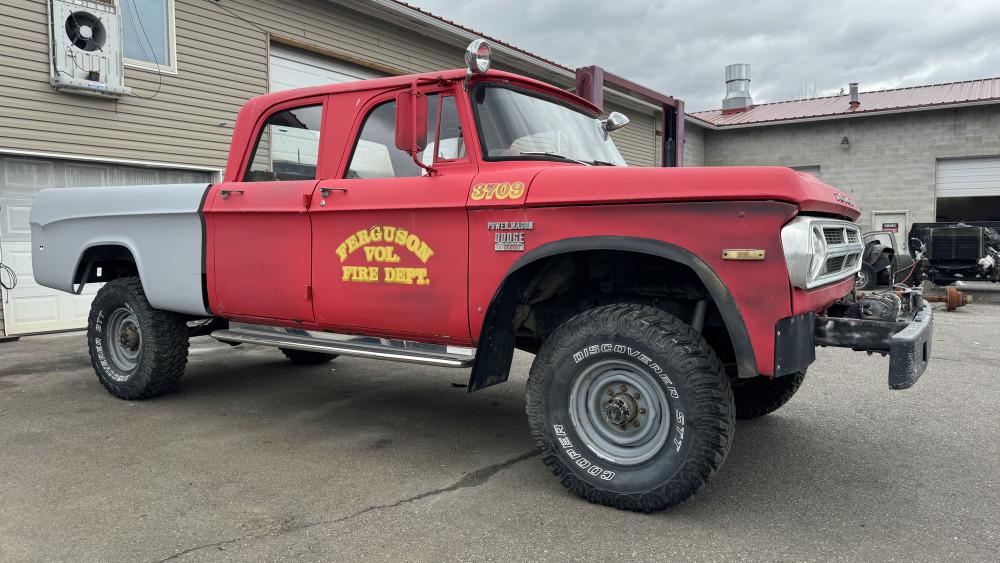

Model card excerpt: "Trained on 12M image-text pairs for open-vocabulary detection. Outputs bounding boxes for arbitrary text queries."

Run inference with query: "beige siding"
[608,103,658,167]
[0,0,659,170]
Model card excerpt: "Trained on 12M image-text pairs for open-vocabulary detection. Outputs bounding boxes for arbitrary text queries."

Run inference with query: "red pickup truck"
[30,41,932,512]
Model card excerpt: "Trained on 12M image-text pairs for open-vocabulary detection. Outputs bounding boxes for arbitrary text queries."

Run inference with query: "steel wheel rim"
[855,269,869,288]
[569,358,671,466]
[106,307,142,378]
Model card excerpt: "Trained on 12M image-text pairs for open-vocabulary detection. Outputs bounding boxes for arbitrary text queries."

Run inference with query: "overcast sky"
[408,0,1000,112]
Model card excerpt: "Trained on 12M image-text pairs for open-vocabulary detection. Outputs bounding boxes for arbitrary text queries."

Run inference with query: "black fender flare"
[467,236,759,391]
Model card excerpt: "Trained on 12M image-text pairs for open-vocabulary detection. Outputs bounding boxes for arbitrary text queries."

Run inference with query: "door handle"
[219,189,244,200]
[320,187,348,198]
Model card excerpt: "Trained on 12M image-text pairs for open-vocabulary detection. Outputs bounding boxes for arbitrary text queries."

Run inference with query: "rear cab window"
[244,104,324,182]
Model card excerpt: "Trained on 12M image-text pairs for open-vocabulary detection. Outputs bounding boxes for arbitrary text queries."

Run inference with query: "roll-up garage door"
[0,156,211,336]
[935,157,1000,221]
[936,157,1000,198]
[269,43,387,92]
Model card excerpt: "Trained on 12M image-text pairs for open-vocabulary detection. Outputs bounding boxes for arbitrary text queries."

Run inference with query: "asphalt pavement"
[0,304,997,562]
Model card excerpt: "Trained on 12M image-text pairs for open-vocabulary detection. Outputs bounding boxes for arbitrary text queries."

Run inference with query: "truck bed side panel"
[29,183,211,316]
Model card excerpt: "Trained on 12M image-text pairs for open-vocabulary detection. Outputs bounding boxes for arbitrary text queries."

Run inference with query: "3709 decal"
[470,181,525,201]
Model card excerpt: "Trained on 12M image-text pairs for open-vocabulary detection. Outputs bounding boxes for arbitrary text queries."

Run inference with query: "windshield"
[472,85,627,166]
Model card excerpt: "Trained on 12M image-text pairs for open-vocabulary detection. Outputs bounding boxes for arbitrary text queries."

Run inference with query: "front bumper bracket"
[813,300,933,389]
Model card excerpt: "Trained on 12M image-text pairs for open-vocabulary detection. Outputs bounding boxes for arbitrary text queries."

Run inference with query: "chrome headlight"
[781,216,864,289]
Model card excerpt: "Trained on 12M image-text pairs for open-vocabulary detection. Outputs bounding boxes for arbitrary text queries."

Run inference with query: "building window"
[121,0,176,72]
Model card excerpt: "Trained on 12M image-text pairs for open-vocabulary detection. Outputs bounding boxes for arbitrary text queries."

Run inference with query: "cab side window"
[244,104,323,182]
[346,94,466,179]
[429,96,466,162]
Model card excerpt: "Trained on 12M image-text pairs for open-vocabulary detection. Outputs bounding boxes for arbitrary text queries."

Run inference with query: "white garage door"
[270,43,386,92]
[0,156,211,336]
[936,157,1000,198]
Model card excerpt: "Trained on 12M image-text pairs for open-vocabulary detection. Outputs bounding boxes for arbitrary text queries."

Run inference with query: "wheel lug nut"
[619,384,627,392]
[633,392,640,400]
[607,389,614,397]
[639,408,646,415]
[632,420,640,427]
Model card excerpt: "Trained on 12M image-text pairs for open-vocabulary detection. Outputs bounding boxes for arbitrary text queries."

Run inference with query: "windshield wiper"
[591,159,617,166]
[518,151,592,166]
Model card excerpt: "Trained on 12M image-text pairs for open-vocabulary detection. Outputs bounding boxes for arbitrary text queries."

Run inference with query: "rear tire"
[526,304,734,512]
[891,254,915,284]
[732,371,806,419]
[280,348,336,365]
[87,277,189,400]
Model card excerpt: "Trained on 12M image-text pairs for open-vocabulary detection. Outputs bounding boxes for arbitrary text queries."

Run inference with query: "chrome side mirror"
[603,111,630,132]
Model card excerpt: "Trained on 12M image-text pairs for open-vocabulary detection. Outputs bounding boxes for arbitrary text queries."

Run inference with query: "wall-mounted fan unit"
[48,0,131,98]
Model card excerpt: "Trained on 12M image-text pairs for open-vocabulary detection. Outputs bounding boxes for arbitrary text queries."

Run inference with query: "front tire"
[526,304,735,512]
[732,371,806,419]
[87,277,189,400]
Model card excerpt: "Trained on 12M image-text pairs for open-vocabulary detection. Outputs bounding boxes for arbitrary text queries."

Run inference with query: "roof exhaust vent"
[849,82,860,109]
[722,63,753,114]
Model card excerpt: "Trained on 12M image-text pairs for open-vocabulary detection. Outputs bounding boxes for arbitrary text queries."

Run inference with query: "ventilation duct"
[722,63,753,113]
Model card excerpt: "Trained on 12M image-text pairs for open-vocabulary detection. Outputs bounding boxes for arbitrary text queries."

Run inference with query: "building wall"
[0,0,659,169]
[683,122,705,166]
[701,105,1000,231]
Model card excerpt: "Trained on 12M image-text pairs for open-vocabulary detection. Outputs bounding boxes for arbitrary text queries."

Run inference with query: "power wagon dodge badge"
[29,39,933,514]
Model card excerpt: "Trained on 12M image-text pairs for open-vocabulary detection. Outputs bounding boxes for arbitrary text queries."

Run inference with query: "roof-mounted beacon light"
[465,39,491,78]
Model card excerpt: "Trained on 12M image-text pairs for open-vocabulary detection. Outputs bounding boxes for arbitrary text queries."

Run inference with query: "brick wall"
[699,105,1000,231]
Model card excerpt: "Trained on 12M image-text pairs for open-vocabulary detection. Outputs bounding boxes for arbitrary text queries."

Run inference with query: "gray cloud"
[407,0,1000,111]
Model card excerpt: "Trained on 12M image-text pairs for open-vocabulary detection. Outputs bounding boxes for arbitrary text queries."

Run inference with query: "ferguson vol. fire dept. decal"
[336,226,434,286]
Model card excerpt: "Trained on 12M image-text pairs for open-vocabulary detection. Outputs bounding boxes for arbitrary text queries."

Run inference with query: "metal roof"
[688,77,1000,128]
[385,0,574,73]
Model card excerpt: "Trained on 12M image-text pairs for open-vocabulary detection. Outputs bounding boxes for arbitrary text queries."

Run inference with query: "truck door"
[309,90,474,341]
[204,97,328,322]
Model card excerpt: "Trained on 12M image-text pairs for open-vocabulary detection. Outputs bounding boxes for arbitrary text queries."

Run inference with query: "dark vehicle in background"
[910,222,1000,285]
[856,231,916,290]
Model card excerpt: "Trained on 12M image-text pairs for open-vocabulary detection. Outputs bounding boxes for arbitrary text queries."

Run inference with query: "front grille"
[823,227,845,245]
[824,255,846,274]
[846,230,859,244]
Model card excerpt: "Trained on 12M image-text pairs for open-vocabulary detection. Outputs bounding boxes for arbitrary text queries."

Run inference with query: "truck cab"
[29,41,933,513]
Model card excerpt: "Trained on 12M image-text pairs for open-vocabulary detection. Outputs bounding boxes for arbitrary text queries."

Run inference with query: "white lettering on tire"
[553,424,615,481]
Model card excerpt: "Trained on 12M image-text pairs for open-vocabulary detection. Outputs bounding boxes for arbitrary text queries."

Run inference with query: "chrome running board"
[210,325,476,368]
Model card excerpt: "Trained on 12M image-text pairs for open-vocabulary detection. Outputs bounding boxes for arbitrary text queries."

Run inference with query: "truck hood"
[525,165,861,221]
